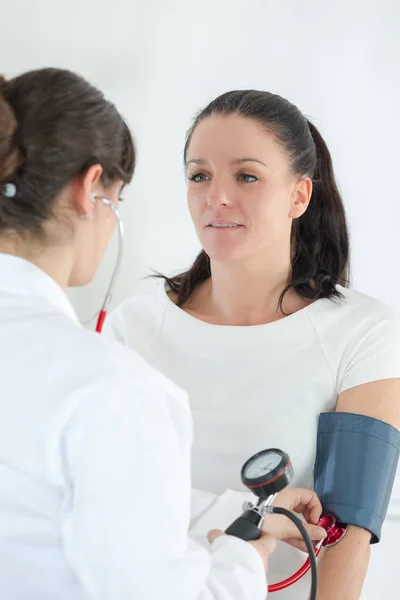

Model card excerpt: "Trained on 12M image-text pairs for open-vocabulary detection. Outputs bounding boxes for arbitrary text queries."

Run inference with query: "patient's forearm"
[316,526,370,599]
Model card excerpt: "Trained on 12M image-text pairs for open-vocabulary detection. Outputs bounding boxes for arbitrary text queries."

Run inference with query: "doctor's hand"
[263,487,326,552]
[208,529,276,571]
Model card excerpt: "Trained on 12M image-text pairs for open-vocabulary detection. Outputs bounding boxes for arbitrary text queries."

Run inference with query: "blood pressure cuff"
[314,412,400,543]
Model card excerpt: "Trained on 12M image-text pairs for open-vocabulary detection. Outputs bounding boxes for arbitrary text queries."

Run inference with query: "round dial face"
[243,450,283,480]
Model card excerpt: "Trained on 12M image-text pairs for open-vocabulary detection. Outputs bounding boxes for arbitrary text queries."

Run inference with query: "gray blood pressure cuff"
[314,412,400,543]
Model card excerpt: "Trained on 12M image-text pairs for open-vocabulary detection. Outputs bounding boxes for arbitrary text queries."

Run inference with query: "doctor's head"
[0,68,135,287]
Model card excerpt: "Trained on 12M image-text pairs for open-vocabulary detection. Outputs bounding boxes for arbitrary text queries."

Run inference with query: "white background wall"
[1,1,400,594]
[3,0,398,322]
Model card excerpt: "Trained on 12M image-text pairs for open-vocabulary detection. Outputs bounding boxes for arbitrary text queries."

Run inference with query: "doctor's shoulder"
[66,322,189,417]
[103,282,168,352]
[48,325,193,487]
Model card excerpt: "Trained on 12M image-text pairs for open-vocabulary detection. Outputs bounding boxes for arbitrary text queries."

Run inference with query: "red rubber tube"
[95,310,107,333]
[268,547,322,592]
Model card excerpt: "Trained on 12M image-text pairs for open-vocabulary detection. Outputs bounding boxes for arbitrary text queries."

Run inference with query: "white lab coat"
[0,253,267,600]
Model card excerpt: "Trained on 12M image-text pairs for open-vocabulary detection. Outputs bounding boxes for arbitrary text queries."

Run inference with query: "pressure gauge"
[241,448,293,497]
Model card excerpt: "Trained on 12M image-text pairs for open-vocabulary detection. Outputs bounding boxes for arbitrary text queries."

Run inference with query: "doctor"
[0,68,325,600]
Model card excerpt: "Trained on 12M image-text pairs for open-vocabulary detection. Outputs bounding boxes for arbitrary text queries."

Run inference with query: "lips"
[208,223,241,228]
[206,219,243,228]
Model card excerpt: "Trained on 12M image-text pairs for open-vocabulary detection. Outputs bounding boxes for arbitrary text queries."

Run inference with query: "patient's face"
[186,114,309,265]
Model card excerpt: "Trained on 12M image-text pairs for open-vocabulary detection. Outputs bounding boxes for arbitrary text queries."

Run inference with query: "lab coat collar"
[0,252,80,325]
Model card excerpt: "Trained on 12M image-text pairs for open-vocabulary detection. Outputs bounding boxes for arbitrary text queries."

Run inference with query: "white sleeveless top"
[105,282,400,599]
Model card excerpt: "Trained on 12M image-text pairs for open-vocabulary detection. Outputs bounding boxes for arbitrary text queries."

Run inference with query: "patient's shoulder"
[103,282,168,352]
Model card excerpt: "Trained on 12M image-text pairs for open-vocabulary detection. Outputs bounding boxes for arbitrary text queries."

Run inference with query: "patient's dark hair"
[0,67,135,238]
[157,90,349,310]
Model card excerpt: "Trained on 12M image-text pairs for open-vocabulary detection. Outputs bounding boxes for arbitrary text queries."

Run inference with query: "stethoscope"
[89,195,124,333]
[225,448,347,599]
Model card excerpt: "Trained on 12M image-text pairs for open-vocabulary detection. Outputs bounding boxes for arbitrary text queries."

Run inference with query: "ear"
[288,177,312,219]
[71,164,103,219]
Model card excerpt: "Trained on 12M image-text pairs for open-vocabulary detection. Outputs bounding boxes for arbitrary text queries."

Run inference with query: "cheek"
[254,185,292,222]
[187,192,204,224]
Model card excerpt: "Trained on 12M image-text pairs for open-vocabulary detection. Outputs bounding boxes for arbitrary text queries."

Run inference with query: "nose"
[206,178,233,209]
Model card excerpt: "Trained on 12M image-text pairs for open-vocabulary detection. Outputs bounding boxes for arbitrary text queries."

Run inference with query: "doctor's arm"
[58,375,272,600]
[316,378,400,600]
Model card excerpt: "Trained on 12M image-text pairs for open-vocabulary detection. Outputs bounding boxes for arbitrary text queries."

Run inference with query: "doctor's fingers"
[207,529,225,544]
[273,487,323,525]
[262,513,326,544]
[284,527,326,553]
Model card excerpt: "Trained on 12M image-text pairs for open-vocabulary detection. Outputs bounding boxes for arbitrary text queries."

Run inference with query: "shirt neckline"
[159,280,327,331]
[155,281,340,355]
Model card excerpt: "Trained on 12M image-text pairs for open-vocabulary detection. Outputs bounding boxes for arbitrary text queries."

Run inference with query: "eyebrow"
[186,157,267,167]
[186,158,208,166]
[232,157,267,167]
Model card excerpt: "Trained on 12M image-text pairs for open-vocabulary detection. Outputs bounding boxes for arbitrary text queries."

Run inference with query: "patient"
[105,89,400,599]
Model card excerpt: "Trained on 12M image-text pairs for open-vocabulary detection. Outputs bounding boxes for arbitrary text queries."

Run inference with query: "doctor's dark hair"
[158,90,350,311]
[0,68,135,238]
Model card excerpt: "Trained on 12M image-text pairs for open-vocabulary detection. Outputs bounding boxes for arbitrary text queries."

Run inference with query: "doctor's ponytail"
[0,77,21,185]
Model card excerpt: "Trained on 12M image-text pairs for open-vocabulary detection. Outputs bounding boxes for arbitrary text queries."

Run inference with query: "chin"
[206,248,248,263]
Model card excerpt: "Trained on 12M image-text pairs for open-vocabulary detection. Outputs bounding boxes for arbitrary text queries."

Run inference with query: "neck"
[0,234,72,291]
[187,252,308,326]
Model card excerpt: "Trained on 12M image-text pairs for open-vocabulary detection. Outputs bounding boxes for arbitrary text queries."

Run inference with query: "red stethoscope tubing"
[268,546,322,592]
[92,196,123,334]
[96,310,107,333]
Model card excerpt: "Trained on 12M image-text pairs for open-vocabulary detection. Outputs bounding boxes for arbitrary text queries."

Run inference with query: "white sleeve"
[102,291,165,352]
[57,376,267,600]
[102,305,128,346]
[339,308,400,394]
